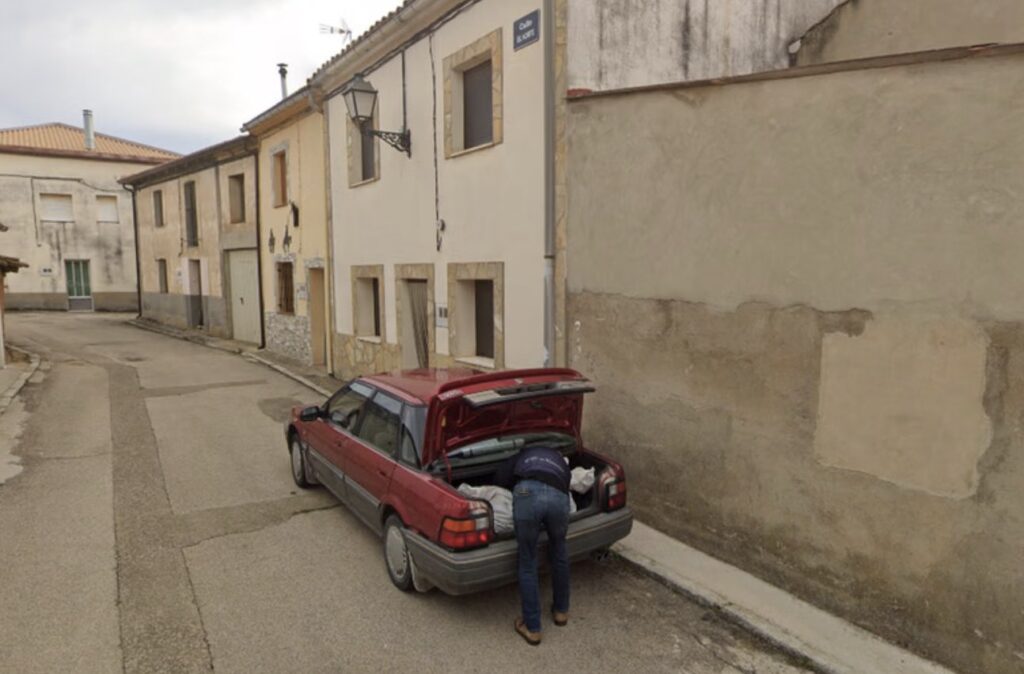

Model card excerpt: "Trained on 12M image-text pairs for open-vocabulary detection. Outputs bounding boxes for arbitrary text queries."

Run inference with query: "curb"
[611,523,957,674]
[125,318,331,398]
[241,353,332,398]
[0,345,41,417]
[128,318,252,356]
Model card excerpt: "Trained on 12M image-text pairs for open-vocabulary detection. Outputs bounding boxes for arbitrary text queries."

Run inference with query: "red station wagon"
[285,368,633,594]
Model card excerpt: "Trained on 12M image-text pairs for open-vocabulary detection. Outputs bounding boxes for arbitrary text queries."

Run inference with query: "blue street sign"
[514,10,541,51]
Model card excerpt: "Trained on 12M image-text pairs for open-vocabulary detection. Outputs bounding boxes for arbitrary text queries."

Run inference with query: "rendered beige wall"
[797,0,1024,65]
[567,52,1024,674]
[136,167,222,299]
[327,0,547,374]
[258,112,328,320]
[0,153,142,303]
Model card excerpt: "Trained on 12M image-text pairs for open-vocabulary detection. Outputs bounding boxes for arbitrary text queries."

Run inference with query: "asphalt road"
[0,312,811,674]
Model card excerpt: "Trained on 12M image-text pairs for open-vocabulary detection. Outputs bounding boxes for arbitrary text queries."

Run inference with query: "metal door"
[227,250,260,344]
[65,259,93,311]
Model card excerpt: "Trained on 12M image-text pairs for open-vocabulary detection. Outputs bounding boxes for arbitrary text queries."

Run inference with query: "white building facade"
[0,117,178,311]
[315,0,555,378]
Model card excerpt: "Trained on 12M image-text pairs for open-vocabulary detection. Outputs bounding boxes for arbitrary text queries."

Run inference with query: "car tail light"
[599,467,627,511]
[439,501,492,550]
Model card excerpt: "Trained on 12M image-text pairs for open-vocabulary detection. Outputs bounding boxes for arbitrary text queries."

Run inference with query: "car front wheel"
[289,436,312,488]
[384,515,413,592]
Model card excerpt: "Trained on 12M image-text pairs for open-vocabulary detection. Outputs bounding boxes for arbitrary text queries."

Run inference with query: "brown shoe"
[514,618,542,646]
[552,609,569,627]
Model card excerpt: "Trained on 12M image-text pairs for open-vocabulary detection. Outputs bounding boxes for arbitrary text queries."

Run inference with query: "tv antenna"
[320,18,353,45]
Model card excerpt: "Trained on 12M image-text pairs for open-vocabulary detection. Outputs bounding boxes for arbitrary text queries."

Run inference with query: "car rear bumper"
[404,508,633,596]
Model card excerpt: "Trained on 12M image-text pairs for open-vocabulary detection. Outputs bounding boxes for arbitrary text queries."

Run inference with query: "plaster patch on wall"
[814,312,992,499]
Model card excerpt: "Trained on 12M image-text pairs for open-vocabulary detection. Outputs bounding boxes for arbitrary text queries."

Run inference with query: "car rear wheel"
[289,436,312,488]
[384,515,414,592]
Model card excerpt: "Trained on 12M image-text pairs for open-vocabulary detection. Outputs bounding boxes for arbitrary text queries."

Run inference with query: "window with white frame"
[96,195,118,223]
[39,193,73,222]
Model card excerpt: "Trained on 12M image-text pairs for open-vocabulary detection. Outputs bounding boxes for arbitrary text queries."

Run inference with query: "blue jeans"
[513,479,570,633]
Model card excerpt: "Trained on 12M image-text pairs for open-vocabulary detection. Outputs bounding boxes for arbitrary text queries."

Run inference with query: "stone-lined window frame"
[347,108,381,188]
[444,29,504,159]
[395,263,437,368]
[351,264,386,341]
[447,262,504,370]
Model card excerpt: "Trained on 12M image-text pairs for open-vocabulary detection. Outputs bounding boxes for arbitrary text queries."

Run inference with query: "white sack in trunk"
[570,467,595,494]
[458,484,514,535]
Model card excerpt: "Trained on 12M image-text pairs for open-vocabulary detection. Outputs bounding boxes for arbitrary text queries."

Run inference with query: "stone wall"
[566,52,1024,674]
[266,312,312,366]
[331,332,402,381]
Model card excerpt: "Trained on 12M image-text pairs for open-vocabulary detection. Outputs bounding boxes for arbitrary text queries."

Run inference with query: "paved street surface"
[0,313,811,674]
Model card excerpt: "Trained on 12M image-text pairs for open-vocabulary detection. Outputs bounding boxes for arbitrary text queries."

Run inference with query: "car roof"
[363,368,585,405]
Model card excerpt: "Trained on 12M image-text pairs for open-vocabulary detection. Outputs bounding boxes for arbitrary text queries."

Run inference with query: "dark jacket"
[495,446,571,494]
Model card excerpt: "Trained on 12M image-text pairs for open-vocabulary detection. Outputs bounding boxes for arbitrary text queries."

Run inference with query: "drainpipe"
[543,0,556,367]
[126,183,142,317]
[254,144,266,349]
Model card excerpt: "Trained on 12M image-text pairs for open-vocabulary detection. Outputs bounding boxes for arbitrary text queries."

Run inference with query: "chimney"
[277,63,288,99]
[83,109,95,151]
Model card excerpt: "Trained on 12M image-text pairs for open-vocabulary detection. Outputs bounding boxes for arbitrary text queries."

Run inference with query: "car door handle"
[377,469,389,478]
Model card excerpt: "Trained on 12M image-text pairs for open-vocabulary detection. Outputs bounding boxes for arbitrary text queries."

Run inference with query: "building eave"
[311,0,474,96]
[119,135,258,188]
[0,144,172,165]
[242,86,324,137]
[0,256,28,274]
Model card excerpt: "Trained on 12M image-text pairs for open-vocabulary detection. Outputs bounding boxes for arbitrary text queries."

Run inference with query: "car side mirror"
[300,406,321,422]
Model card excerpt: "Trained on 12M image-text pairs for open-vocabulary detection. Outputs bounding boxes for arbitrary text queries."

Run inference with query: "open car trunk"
[436,449,610,539]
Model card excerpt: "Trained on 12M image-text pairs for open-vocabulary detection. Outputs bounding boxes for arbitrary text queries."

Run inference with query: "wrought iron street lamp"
[341,75,411,156]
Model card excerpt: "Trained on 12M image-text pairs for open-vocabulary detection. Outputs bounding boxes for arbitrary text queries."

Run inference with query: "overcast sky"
[0,0,404,154]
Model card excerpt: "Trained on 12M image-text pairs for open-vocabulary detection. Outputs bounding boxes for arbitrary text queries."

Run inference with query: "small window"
[463,60,493,149]
[157,259,168,294]
[272,151,287,207]
[326,382,373,430]
[454,278,495,360]
[474,280,495,359]
[97,195,118,223]
[153,190,164,227]
[228,174,245,223]
[354,276,382,338]
[444,30,502,157]
[356,393,402,456]
[184,181,198,246]
[277,262,294,315]
[360,123,377,182]
[39,193,73,222]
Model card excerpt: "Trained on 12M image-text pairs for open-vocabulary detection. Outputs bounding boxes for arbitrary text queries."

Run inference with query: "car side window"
[399,405,427,467]
[355,392,402,457]
[326,382,373,430]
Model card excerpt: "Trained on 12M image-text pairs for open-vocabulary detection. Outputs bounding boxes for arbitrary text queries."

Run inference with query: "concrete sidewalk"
[0,346,40,417]
[613,523,956,674]
[125,316,958,674]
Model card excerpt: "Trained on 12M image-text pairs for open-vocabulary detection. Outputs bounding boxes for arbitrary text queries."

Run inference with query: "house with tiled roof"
[0,111,179,311]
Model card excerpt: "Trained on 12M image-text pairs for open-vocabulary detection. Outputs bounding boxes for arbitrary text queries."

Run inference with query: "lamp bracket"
[369,128,411,156]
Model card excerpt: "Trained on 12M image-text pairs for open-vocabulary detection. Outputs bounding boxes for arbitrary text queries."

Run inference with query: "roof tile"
[0,122,179,162]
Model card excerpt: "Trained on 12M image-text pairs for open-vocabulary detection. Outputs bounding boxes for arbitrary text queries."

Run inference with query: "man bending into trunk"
[496,446,571,646]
